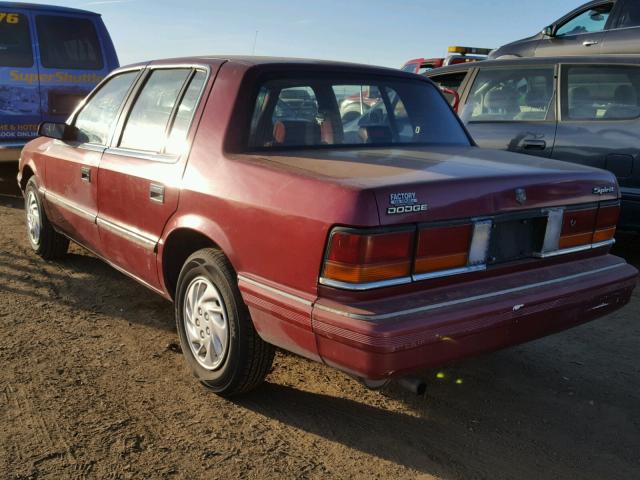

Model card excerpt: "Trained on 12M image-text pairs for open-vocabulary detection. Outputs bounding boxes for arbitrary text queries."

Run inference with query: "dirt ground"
[0,193,639,480]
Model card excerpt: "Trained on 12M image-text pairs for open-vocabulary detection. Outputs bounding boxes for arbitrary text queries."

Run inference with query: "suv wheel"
[25,178,69,259]
[175,248,274,396]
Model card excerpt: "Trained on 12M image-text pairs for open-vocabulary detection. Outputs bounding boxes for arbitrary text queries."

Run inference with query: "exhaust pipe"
[397,377,427,395]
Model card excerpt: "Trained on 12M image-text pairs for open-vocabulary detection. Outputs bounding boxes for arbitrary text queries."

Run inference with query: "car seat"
[604,84,640,119]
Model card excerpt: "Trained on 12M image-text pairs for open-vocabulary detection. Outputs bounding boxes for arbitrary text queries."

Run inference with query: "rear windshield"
[0,12,33,67]
[36,15,103,70]
[248,76,470,149]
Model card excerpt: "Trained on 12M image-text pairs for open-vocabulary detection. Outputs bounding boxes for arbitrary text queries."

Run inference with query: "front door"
[97,67,209,290]
[460,66,558,158]
[43,70,139,251]
[535,2,614,56]
[600,0,640,54]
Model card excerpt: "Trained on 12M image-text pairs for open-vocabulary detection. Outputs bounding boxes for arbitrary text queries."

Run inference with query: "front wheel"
[25,178,69,260]
[175,248,274,396]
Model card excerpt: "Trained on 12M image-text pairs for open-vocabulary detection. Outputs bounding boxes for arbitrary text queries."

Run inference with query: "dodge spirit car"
[18,57,638,396]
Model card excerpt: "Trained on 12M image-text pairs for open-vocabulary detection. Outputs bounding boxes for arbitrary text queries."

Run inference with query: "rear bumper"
[0,143,24,163]
[312,255,637,380]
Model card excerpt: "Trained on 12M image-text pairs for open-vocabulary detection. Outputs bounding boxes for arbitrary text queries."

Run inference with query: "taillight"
[415,224,472,274]
[321,229,414,286]
[559,208,597,249]
[593,203,620,244]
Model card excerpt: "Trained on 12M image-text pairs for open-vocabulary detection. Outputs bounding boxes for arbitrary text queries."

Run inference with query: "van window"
[74,71,138,145]
[36,15,103,70]
[165,70,207,155]
[462,67,555,122]
[119,69,191,152]
[0,12,33,67]
[563,65,640,120]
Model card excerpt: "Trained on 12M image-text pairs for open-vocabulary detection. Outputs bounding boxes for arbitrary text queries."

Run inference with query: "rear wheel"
[175,248,274,396]
[25,178,69,260]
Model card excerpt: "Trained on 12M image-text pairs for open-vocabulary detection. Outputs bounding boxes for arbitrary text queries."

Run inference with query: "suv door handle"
[149,183,165,204]
[522,139,547,150]
[583,40,599,47]
[81,167,91,183]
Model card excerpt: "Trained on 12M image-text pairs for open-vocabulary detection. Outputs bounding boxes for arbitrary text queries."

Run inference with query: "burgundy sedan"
[17,57,638,396]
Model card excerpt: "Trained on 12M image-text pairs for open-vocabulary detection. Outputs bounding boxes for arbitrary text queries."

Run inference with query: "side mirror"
[38,122,78,141]
[543,25,556,37]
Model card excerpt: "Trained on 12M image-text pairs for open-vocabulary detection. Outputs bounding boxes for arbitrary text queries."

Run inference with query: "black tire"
[24,177,69,260]
[175,248,274,396]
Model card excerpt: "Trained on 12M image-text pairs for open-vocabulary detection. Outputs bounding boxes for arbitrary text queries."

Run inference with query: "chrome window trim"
[104,147,179,163]
[315,263,626,322]
[319,276,412,291]
[96,216,157,251]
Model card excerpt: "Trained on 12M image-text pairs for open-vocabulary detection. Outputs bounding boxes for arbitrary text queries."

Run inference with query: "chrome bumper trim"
[319,276,412,291]
[533,239,615,259]
[314,263,627,322]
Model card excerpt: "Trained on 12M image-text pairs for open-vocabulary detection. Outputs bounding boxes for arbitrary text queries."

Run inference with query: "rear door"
[554,63,640,226]
[459,65,558,158]
[96,66,211,290]
[33,12,112,124]
[0,7,40,146]
[600,0,640,53]
[535,1,614,56]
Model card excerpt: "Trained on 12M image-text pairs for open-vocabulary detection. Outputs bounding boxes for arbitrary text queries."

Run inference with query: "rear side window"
[165,70,207,155]
[462,67,555,122]
[563,65,640,121]
[0,12,33,67]
[614,0,640,28]
[36,15,103,70]
[119,69,191,152]
[74,71,138,145]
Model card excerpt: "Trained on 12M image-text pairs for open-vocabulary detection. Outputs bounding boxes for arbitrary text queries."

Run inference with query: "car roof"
[121,55,422,78]
[0,1,100,16]
[427,55,640,75]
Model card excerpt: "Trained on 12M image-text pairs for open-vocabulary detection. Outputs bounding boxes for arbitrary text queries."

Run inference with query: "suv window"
[555,4,613,37]
[36,15,103,70]
[248,77,470,149]
[615,0,640,28]
[462,67,555,122]
[74,71,138,145]
[119,69,191,153]
[430,72,468,106]
[563,65,640,120]
[0,12,33,67]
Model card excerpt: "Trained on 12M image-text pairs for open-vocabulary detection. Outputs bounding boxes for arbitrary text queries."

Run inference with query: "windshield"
[248,76,470,149]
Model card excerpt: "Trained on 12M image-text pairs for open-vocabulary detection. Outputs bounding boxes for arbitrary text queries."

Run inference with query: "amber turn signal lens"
[323,230,413,285]
[414,224,472,274]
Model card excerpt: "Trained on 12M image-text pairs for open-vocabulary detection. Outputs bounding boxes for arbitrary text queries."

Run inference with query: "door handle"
[149,183,165,204]
[522,139,547,150]
[583,40,599,47]
[81,167,91,183]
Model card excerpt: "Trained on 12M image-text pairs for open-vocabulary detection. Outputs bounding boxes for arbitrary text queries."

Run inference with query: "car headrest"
[485,88,518,113]
[613,84,637,106]
[524,89,548,110]
[358,125,392,144]
[272,120,320,146]
[569,86,592,105]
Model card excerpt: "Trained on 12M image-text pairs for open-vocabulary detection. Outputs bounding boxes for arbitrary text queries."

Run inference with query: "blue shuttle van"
[0,2,118,162]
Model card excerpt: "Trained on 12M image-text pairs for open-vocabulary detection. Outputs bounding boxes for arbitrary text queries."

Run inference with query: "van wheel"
[175,248,275,396]
[25,178,69,260]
